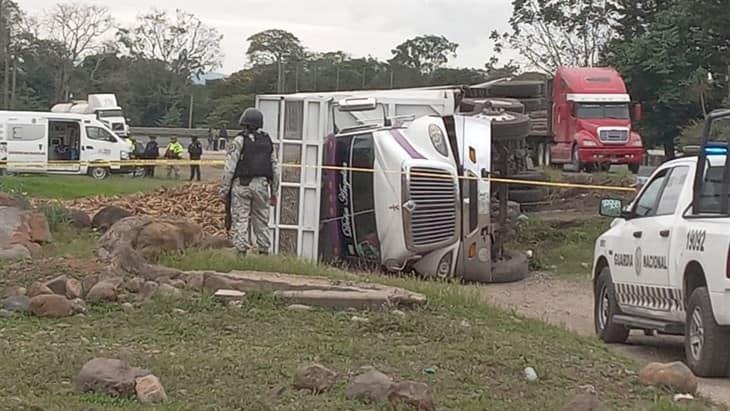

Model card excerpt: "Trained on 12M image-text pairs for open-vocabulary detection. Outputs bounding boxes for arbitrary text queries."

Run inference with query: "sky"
[20,0,516,75]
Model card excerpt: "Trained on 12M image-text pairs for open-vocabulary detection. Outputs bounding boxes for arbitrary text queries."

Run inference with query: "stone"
[65,278,83,300]
[214,289,246,303]
[4,286,27,297]
[135,374,167,404]
[85,281,118,303]
[140,282,159,299]
[121,303,135,312]
[70,298,88,315]
[564,393,602,411]
[134,220,204,259]
[0,192,22,207]
[524,367,538,382]
[387,381,435,411]
[287,304,313,312]
[351,316,370,323]
[75,358,150,398]
[346,370,394,403]
[28,282,54,298]
[639,362,698,394]
[0,308,13,318]
[43,275,68,296]
[68,209,91,230]
[123,277,145,294]
[81,275,100,296]
[157,284,182,298]
[185,273,204,292]
[3,295,30,313]
[0,244,31,260]
[293,364,337,393]
[169,279,186,289]
[91,206,134,232]
[29,295,72,318]
[26,212,51,243]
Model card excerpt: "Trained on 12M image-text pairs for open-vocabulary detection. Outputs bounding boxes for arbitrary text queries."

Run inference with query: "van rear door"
[6,116,48,173]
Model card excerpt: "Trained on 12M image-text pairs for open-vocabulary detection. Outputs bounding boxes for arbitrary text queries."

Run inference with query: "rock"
[287,304,313,312]
[92,206,134,232]
[85,281,118,303]
[135,374,167,404]
[391,309,406,317]
[346,370,394,403]
[123,277,145,294]
[185,273,205,292]
[26,212,51,243]
[214,289,246,303]
[140,281,159,299]
[70,298,88,315]
[134,220,204,259]
[3,295,30,313]
[0,192,21,207]
[169,279,186,289]
[293,364,337,393]
[65,278,83,300]
[564,393,602,411]
[639,362,698,394]
[4,286,27,297]
[524,367,538,382]
[68,209,91,230]
[121,303,135,312]
[81,275,100,296]
[29,295,72,318]
[75,358,150,398]
[28,281,53,298]
[0,308,13,318]
[43,275,68,295]
[351,316,370,323]
[157,284,182,298]
[199,236,232,250]
[0,244,31,260]
[270,384,287,397]
[387,381,435,411]
[673,393,694,403]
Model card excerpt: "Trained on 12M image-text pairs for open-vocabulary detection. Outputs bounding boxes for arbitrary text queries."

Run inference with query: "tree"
[246,29,305,93]
[118,9,223,76]
[494,0,613,73]
[390,35,458,75]
[44,2,113,100]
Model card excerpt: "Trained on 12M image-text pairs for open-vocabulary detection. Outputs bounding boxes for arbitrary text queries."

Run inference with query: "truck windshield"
[575,103,629,120]
[98,110,124,118]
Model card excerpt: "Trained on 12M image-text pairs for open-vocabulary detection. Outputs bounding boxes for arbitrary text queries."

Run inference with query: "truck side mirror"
[633,103,643,122]
[599,198,624,218]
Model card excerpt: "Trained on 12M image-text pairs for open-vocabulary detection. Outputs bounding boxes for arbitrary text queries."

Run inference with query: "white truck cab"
[51,94,130,138]
[593,109,730,377]
[0,111,130,179]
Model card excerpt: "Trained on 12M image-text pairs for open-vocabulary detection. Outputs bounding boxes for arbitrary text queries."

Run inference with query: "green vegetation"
[0,175,178,200]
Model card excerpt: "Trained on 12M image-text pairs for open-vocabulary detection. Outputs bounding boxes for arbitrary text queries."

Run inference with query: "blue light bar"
[704,146,728,155]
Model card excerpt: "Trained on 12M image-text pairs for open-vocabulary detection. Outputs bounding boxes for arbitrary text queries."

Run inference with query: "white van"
[0,111,130,179]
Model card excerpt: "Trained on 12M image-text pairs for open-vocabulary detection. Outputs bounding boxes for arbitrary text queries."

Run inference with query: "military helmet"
[239,108,264,129]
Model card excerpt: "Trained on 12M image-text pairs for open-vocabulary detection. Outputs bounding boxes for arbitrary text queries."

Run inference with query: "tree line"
[1,0,729,155]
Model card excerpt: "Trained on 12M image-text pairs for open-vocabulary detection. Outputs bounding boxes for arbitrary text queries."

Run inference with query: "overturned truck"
[256,87,529,283]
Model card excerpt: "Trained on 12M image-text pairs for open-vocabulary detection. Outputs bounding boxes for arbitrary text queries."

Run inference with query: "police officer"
[219,108,279,256]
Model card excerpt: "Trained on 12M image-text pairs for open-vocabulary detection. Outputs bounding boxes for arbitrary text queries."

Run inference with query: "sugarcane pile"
[63,183,228,237]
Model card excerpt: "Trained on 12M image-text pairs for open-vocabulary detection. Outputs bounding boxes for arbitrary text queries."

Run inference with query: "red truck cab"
[550,67,643,173]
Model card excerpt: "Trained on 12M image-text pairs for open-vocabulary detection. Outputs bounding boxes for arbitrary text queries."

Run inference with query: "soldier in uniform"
[219,108,279,256]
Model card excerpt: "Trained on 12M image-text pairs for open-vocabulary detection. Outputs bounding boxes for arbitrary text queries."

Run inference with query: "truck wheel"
[487,111,531,141]
[89,167,110,180]
[507,170,547,189]
[594,268,630,343]
[628,163,640,174]
[487,81,544,98]
[684,287,730,377]
[568,145,583,172]
[490,250,529,283]
[508,187,546,203]
[518,97,547,112]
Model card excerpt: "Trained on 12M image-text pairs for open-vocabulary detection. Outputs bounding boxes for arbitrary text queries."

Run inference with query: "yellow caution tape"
[0,159,636,192]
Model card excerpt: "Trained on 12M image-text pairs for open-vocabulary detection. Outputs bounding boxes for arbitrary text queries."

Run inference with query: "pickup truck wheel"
[89,167,110,180]
[628,163,640,174]
[684,287,730,377]
[594,268,630,343]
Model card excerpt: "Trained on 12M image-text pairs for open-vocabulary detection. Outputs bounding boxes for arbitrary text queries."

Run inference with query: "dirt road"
[481,274,730,405]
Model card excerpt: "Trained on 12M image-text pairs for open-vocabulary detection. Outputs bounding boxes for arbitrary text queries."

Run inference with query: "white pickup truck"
[593,110,730,377]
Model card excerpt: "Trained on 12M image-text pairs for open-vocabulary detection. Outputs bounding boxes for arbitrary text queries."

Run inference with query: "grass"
[0,174,180,200]
[513,217,610,278]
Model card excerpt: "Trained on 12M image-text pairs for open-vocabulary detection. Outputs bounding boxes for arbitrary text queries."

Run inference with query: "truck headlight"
[120,151,129,160]
[428,124,449,157]
[581,139,598,147]
[436,251,453,278]
[629,140,643,147]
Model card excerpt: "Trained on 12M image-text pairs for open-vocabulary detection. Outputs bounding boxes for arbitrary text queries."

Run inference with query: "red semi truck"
[489,67,645,173]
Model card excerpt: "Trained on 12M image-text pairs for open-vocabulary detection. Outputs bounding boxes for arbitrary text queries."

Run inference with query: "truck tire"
[519,98,547,112]
[565,145,583,172]
[684,287,730,377]
[508,187,547,203]
[490,250,529,283]
[485,111,530,142]
[488,98,525,114]
[487,81,544,98]
[628,163,640,174]
[594,268,630,343]
[89,167,110,180]
[507,170,547,189]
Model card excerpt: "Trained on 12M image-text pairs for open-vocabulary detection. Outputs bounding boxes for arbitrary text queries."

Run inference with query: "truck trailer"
[51,94,130,138]
[255,88,525,283]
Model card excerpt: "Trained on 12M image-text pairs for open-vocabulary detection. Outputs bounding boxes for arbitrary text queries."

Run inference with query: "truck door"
[6,119,48,173]
[453,115,492,281]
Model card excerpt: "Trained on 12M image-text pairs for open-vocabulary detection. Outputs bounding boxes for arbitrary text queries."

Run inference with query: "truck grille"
[598,128,629,143]
[406,167,458,250]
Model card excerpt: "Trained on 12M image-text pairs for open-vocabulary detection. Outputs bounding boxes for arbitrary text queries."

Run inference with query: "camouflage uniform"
[220,134,279,253]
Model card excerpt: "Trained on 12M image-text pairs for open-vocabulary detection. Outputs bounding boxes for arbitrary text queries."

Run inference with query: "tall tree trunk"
[10,54,16,109]
[0,0,5,109]
[663,139,676,161]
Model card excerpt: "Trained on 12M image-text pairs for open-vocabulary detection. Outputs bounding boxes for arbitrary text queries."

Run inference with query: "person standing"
[218,126,228,151]
[206,128,214,151]
[143,136,160,178]
[188,136,203,181]
[219,108,279,256]
[164,137,184,179]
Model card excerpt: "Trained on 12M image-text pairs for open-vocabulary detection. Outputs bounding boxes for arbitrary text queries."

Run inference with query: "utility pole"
[389,70,394,89]
[188,94,194,128]
[0,0,7,110]
[336,66,340,91]
[362,67,366,88]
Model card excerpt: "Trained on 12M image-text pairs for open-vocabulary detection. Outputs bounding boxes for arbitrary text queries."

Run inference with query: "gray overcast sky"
[20,0,515,74]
